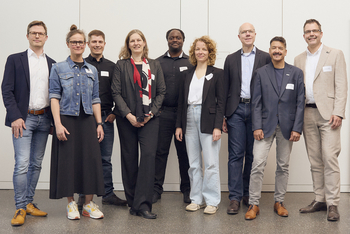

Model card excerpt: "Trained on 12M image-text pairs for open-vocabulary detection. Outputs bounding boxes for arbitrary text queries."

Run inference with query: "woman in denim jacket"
[49,25,105,220]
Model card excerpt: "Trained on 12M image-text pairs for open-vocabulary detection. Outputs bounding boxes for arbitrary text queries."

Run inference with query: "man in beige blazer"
[294,19,347,222]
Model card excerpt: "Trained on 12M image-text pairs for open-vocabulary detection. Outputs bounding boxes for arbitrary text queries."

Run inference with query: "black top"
[85,55,116,114]
[74,62,84,69]
[274,68,284,93]
[156,52,193,107]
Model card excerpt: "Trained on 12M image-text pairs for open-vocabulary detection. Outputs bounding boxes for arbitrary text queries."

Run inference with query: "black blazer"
[224,47,270,117]
[176,66,225,134]
[111,58,166,118]
[2,50,55,127]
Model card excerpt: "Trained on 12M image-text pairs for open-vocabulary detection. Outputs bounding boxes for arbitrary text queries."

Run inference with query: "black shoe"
[77,195,85,211]
[152,192,161,204]
[129,208,137,216]
[183,191,191,203]
[242,196,249,207]
[137,210,157,219]
[102,193,128,206]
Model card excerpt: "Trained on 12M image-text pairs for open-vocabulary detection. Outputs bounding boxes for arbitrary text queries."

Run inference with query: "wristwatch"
[97,122,104,126]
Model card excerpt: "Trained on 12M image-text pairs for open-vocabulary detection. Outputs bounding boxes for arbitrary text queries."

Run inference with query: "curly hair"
[119,29,149,60]
[189,36,217,66]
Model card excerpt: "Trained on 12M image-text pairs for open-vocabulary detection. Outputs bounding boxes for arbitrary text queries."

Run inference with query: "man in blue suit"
[245,37,305,220]
[2,21,55,226]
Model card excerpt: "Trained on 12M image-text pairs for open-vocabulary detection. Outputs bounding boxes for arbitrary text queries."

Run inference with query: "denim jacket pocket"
[59,72,74,87]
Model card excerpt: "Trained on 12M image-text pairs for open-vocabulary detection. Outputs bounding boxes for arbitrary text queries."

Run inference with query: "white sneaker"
[186,203,206,212]
[82,201,104,219]
[67,201,80,220]
[204,205,218,214]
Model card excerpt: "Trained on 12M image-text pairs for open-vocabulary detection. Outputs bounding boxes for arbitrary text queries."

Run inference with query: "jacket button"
[77,93,79,95]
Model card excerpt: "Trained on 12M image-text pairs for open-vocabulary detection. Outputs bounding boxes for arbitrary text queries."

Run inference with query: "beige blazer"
[294,45,347,120]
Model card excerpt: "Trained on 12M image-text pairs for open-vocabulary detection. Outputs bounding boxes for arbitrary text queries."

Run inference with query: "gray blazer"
[251,62,305,140]
[111,58,166,118]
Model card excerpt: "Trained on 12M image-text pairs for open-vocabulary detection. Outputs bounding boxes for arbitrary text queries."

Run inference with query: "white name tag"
[179,66,188,72]
[286,84,294,90]
[323,66,332,72]
[151,74,155,80]
[205,73,213,81]
[101,71,109,77]
[85,68,93,74]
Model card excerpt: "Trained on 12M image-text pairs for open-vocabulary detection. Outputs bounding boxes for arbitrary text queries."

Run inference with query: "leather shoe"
[242,196,249,207]
[299,200,327,213]
[245,205,259,220]
[26,203,47,217]
[227,200,240,215]
[152,192,161,204]
[102,193,128,206]
[183,191,191,203]
[274,201,288,217]
[11,209,26,226]
[137,210,157,219]
[129,208,137,216]
[327,205,340,221]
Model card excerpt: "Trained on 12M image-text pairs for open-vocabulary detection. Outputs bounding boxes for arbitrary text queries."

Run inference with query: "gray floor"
[1,190,349,234]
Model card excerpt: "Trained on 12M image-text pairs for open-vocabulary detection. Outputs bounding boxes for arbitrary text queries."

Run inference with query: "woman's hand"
[97,125,104,142]
[175,128,183,141]
[140,116,151,125]
[55,123,70,141]
[212,128,221,142]
[126,113,144,127]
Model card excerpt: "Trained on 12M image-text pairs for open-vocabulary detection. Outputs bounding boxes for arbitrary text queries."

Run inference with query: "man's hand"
[289,131,300,142]
[253,129,264,141]
[11,118,26,139]
[329,115,342,129]
[222,118,228,133]
[105,114,116,123]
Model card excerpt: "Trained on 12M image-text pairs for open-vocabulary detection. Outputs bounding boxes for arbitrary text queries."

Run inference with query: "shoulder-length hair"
[189,36,217,66]
[119,29,149,60]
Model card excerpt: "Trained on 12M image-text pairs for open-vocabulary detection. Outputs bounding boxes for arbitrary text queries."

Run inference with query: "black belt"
[28,107,50,115]
[239,98,251,103]
[161,106,177,112]
[306,104,317,108]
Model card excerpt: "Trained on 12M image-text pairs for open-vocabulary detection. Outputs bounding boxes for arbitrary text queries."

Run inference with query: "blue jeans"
[227,103,254,201]
[100,113,115,198]
[12,113,51,210]
[185,105,221,207]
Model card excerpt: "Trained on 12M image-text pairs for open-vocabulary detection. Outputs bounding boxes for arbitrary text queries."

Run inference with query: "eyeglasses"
[29,32,46,37]
[69,41,85,46]
[304,29,321,35]
[240,30,255,35]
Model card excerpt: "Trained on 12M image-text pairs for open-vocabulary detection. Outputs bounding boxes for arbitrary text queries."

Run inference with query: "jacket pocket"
[327,93,335,99]
[86,73,95,88]
[209,107,216,114]
[59,72,74,87]
[290,113,295,121]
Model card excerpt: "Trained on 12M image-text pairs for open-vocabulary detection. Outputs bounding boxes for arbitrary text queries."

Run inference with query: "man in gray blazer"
[245,37,305,220]
[294,19,347,222]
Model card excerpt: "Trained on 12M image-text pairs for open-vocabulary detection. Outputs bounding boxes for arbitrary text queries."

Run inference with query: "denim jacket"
[49,56,100,116]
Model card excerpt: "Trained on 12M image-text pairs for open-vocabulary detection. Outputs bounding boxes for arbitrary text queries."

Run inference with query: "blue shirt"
[240,46,256,98]
[49,56,100,116]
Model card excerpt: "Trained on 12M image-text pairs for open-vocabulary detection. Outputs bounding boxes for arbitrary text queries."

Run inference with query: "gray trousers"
[249,125,293,205]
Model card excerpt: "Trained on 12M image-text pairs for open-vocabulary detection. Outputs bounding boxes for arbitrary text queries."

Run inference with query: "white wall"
[0,0,349,192]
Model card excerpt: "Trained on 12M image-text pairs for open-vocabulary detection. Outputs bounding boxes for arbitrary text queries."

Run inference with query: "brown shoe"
[242,196,249,207]
[245,205,259,220]
[227,200,240,215]
[274,201,288,217]
[327,205,340,221]
[11,209,26,226]
[299,200,327,213]
[26,203,47,217]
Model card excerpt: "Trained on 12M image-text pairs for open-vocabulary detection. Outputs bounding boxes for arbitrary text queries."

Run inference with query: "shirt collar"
[306,43,323,56]
[88,54,104,62]
[241,46,256,56]
[66,56,88,69]
[166,51,184,58]
[27,48,46,58]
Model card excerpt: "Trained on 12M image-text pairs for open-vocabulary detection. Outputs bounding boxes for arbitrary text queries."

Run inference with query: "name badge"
[101,71,109,77]
[151,74,155,80]
[323,66,332,72]
[85,68,93,74]
[205,73,213,81]
[286,84,294,90]
[179,66,188,72]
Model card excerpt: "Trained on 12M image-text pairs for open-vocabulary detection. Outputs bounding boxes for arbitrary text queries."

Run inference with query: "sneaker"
[67,201,80,220]
[186,203,206,212]
[82,201,104,219]
[11,209,26,226]
[26,203,47,217]
[204,205,218,214]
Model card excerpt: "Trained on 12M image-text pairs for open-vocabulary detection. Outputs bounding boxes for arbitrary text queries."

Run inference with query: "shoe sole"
[299,207,328,213]
[227,210,239,215]
[82,210,104,219]
[67,213,80,220]
[26,212,47,217]
[204,208,218,215]
[186,204,206,212]
[274,208,288,217]
[245,211,260,220]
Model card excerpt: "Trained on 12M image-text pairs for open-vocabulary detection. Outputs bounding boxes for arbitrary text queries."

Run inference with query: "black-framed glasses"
[29,32,46,37]
[304,29,321,35]
[69,41,85,46]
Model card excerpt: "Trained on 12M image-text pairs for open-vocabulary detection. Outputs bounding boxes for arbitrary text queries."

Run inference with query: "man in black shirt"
[153,29,192,204]
[79,30,127,207]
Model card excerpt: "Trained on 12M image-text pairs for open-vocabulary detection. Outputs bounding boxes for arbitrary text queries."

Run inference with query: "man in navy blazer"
[1,21,55,226]
[245,37,305,220]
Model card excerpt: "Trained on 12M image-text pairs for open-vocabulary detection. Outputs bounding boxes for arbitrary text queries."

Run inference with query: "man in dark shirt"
[153,29,192,203]
[78,30,127,207]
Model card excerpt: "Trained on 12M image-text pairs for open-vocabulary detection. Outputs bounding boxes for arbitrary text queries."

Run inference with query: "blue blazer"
[1,50,55,127]
[251,62,305,140]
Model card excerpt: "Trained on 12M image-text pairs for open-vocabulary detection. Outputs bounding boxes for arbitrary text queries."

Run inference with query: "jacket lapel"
[20,51,30,89]
[279,63,292,98]
[126,59,135,90]
[253,48,261,72]
[266,63,279,95]
[236,51,242,86]
[202,66,214,103]
[314,45,330,81]
[184,67,195,105]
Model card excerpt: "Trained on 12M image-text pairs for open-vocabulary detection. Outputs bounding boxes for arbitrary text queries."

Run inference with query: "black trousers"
[154,108,190,194]
[116,115,159,212]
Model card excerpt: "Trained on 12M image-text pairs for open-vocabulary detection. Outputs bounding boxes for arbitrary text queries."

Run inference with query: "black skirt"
[50,107,105,199]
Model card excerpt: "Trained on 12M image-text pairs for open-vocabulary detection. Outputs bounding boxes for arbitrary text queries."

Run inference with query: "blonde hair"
[66,24,86,43]
[189,36,217,66]
[119,29,149,60]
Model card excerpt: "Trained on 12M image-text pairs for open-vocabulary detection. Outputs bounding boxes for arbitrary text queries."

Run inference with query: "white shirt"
[305,43,323,104]
[240,46,256,98]
[27,48,49,110]
[188,72,205,104]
